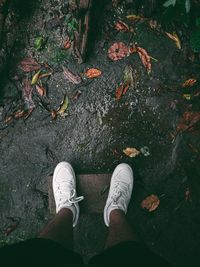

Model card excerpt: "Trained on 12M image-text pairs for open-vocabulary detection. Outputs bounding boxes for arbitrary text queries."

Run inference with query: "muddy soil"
[0,0,200,266]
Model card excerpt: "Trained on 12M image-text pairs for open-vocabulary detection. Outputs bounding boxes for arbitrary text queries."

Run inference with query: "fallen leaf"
[126,14,144,21]
[36,84,46,97]
[141,194,160,212]
[35,36,45,50]
[72,90,82,101]
[183,94,192,100]
[23,78,35,110]
[136,46,152,73]
[124,65,134,87]
[51,110,57,120]
[4,115,13,124]
[39,71,53,79]
[63,66,82,84]
[166,32,181,49]
[182,78,197,87]
[123,147,140,158]
[114,20,129,32]
[31,70,41,85]
[14,110,25,118]
[57,94,69,116]
[4,223,18,236]
[63,36,71,50]
[116,83,124,100]
[85,68,102,79]
[149,19,158,29]
[18,58,41,73]
[108,42,130,61]
[177,111,200,133]
[115,83,129,100]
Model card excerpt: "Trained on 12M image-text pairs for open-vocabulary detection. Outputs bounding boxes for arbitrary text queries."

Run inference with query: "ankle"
[109,209,126,224]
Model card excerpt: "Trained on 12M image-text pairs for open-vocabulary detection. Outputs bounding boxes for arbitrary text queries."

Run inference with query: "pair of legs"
[39,162,136,251]
[39,209,136,251]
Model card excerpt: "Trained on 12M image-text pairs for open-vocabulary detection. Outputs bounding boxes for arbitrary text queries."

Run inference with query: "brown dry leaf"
[123,147,140,158]
[23,78,35,110]
[182,78,197,87]
[18,58,41,73]
[4,115,13,124]
[126,14,144,21]
[149,19,158,29]
[177,111,200,133]
[108,42,130,61]
[141,194,160,212]
[136,46,152,74]
[14,110,25,119]
[39,71,53,79]
[36,84,46,97]
[72,90,82,101]
[166,32,181,49]
[85,68,102,79]
[116,83,124,100]
[63,36,71,50]
[114,21,129,32]
[63,66,82,84]
[51,110,57,120]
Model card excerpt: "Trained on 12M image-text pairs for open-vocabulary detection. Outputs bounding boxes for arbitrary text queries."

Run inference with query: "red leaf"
[108,42,130,61]
[18,58,41,73]
[136,46,152,73]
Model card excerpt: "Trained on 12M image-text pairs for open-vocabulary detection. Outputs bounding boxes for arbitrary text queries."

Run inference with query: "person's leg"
[39,162,84,250]
[38,208,73,250]
[105,209,136,249]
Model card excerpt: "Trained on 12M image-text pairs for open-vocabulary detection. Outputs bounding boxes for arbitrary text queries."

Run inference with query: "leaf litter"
[141,194,160,212]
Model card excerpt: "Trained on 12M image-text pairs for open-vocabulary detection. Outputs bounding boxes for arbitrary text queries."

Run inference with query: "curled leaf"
[136,46,152,74]
[31,70,41,85]
[141,194,160,212]
[57,94,69,116]
[114,21,129,32]
[182,78,197,87]
[36,84,46,97]
[115,83,129,100]
[166,32,181,49]
[18,58,41,73]
[108,42,130,61]
[123,147,140,158]
[63,66,82,84]
[63,36,71,50]
[85,68,102,79]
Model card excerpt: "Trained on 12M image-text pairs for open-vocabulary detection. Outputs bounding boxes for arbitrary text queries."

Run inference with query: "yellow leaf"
[123,147,140,158]
[126,14,144,21]
[31,70,41,85]
[166,32,181,49]
[183,94,192,100]
[57,94,69,116]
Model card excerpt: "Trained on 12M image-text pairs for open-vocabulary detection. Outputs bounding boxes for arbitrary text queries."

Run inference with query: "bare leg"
[38,208,73,250]
[105,209,136,249]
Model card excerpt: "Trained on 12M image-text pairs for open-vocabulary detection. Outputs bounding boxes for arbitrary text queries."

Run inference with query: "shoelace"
[110,182,129,208]
[57,181,84,207]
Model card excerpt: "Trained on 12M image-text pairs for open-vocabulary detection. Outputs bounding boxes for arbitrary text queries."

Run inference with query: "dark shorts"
[0,238,170,267]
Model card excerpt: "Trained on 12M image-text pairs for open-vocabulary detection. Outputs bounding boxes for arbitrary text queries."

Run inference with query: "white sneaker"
[104,163,134,227]
[53,162,84,227]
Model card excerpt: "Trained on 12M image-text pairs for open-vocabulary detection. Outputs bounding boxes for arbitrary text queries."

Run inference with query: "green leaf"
[34,36,44,50]
[190,30,200,53]
[185,0,191,13]
[57,94,69,116]
[163,0,176,8]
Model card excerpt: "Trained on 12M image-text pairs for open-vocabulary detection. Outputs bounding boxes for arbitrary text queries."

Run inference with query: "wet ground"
[0,0,200,266]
